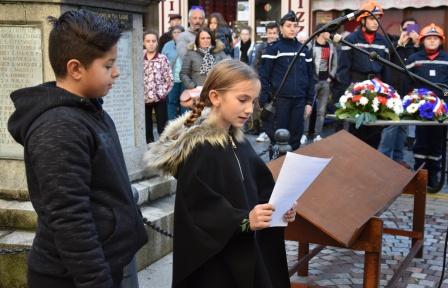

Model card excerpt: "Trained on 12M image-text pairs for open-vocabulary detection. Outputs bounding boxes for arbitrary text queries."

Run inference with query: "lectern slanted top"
[267,130,416,247]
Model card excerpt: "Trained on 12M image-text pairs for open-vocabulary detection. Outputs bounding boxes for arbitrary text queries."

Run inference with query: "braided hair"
[184,59,259,127]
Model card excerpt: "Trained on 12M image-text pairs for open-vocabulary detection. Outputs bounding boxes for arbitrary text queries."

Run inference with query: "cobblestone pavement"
[250,130,448,287]
[139,195,448,287]
[286,195,448,288]
[139,128,448,287]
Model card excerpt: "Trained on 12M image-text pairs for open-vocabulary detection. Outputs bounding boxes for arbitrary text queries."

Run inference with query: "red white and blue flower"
[402,88,448,121]
[336,78,402,128]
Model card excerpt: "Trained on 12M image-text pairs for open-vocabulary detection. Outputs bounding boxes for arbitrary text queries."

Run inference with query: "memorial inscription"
[102,31,135,150]
[0,25,42,159]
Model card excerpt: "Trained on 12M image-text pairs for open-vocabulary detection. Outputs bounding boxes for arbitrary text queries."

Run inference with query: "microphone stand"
[330,34,448,96]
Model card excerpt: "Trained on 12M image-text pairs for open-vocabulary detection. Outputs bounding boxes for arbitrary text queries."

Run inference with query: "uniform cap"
[280,11,297,25]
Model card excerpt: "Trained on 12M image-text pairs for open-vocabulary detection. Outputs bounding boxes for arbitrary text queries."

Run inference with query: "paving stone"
[315,280,334,286]
[418,279,435,287]
[283,195,448,287]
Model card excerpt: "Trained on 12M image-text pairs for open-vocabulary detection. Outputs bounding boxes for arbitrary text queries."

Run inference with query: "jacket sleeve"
[336,40,353,91]
[215,51,231,63]
[27,119,113,288]
[305,49,316,105]
[180,52,196,89]
[258,45,276,106]
[161,56,174,96]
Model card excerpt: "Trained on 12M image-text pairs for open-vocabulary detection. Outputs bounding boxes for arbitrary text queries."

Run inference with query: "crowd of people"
[6,1,448,287]
[145,1,448,189]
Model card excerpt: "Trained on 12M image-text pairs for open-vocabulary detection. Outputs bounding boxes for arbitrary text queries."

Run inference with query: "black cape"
[172,139,290,288]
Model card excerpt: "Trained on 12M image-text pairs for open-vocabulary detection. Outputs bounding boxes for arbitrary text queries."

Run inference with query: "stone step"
[0,199,36,230]
[0,193,175,288]
[0,176,176,230]
[132,176,176,205]
[0,230,34,288]
[136,194,175,271]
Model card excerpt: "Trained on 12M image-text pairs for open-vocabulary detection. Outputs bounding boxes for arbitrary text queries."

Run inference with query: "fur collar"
[143,108,244,176]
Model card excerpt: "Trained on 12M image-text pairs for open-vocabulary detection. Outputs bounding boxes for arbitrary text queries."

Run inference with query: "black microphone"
[317,10,366,33]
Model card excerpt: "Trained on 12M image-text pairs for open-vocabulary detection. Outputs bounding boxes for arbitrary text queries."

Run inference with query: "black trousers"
[145,101,167,143]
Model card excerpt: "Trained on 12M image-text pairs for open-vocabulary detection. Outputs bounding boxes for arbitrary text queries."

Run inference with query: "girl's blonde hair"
[185,59,259,127]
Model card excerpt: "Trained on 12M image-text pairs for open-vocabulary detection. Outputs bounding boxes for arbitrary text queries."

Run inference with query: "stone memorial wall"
[103,31,136,152]
[0,25,43,159]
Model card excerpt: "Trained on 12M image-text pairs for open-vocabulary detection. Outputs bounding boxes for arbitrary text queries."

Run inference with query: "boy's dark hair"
[266,22,279,32]
[195,28,216,48]
[48,9,121,78]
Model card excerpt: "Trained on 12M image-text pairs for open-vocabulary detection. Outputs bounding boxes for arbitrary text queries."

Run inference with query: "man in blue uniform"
[336,0,391,148]
[406,23,448,191]
[259,11,315,150]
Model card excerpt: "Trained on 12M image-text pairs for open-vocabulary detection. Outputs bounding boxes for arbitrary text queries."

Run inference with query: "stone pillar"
[0,0,157,201]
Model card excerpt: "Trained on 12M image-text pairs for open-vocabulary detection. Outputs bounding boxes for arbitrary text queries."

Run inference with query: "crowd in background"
[143,1,448,190]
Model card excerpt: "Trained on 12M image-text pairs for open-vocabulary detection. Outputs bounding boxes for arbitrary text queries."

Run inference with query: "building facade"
[154,0,447,48]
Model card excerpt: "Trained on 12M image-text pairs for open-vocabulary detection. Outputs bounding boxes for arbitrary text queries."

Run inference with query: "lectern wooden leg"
[412,170,427,259]
[363,251,381,288]
[298,242,309,276]
[353,218,383,288]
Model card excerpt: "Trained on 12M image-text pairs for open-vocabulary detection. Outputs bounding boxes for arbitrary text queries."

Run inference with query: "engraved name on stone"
[102,31,135,150]
[0,26,42,159]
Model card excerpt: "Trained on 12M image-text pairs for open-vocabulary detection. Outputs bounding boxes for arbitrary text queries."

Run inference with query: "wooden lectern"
[267,130,427,288]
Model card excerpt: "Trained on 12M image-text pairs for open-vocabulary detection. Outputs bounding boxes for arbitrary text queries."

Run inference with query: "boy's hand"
[283,201,298,223]
[249,204,274,230]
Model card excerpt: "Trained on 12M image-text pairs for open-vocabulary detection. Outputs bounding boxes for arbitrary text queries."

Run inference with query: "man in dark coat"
[336,0,391,148]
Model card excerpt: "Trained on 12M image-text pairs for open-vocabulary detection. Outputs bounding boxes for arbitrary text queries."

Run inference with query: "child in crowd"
[144,59,296,287]
[143,31,173,143]
[406,23,448,191]
[7,10,147,287]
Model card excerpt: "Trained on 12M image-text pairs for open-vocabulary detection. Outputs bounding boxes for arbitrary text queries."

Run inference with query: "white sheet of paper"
[268,152,332,227]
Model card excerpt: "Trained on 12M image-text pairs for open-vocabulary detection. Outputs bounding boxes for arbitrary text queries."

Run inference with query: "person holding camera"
[378,18,420,166]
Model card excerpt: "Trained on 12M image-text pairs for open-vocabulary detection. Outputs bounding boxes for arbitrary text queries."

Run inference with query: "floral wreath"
[401,88,448,121]
[336,78,403,128]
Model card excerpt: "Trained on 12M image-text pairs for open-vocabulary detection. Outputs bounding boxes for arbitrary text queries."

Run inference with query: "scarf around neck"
[198,46,215,75]
[240,40,251,64]
[425,48,440,61]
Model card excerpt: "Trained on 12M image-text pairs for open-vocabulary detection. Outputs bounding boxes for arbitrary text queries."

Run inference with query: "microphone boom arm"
[334,35,448,96]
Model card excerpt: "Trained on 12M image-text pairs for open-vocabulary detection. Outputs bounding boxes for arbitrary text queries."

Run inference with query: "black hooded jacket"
[8,82,148,288]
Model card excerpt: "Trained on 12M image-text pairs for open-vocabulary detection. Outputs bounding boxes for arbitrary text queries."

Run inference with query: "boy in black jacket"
[7,10,147,288]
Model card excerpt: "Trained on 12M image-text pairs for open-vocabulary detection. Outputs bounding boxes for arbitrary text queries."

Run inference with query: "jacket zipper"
[229,136,244,181]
